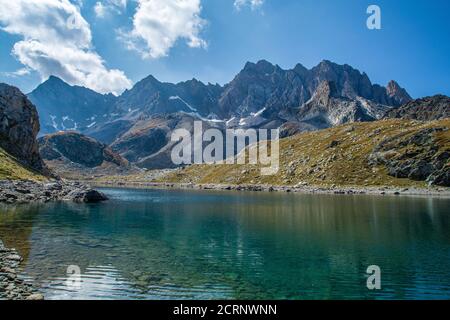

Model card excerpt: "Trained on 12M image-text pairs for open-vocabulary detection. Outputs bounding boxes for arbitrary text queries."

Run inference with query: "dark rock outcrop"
[0,180,108,204]
[39,131,129,168]
[384,95,450,121]
[0,83,46,173]
[38,131,131,178]
[368,127,449,186]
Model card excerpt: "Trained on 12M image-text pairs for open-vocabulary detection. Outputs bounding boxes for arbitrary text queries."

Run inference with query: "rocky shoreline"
[94,181,450,197]
[0,240,43,300]
[0,180,109,204]
[0,180,109,300]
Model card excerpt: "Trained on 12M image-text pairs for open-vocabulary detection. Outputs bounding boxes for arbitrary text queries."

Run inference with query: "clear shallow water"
[0,188,450,300]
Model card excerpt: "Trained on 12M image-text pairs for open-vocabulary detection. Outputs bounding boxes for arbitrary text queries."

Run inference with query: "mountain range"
[26,59,418,169]
[0,58,448,186]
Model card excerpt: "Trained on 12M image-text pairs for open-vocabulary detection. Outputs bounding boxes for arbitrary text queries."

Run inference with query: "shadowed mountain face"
[28,60,416,169]
[108,113,228,169]
[28,76,117,135]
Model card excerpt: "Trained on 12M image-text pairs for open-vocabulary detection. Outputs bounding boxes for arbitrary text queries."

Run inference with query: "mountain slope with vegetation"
[162,119,449,188]
[0,147,45,181]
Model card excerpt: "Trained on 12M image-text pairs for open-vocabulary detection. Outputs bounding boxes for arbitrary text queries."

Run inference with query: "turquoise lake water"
[0,188,449,300]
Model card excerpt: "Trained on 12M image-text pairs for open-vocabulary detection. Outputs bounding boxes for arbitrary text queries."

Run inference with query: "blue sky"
[0,0,449,98]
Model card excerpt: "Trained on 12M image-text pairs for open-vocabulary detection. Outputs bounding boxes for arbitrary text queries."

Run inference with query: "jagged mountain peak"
[293,63,308,75]
[33,75,71,92]
[37,76,86,91]
[387,79,401,90]
[242,60,279,74]
[312,60,372,83]
[28,76,117,134]
[46,75,65,83]
[386,80,412,105]
[134,74,162,87]
[29,58,414,142]
[25,59,432,171]
[317,59,335,68]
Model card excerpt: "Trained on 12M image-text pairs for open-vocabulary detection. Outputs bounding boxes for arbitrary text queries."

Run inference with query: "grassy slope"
[161,119,450,188]
[0,147,45,181]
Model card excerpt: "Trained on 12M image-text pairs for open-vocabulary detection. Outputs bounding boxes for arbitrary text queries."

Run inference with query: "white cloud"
[120,0,207,59]
[94,0,127,18]
[0,0,132,95]
[234,0,264,11]
[2,68,31,78]
[94,2,107,18]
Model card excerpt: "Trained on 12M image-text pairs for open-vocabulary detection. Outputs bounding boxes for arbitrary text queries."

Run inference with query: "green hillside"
[162,119,449,188]
[0,147,45,181]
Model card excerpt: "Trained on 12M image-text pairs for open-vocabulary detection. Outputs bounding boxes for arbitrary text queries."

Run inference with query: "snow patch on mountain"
[169,96,198,112]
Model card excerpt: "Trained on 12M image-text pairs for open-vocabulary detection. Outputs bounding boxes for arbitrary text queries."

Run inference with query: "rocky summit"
[27,76,116,134]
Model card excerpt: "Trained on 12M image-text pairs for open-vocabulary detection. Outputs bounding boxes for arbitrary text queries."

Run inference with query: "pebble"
[26,294,45,300]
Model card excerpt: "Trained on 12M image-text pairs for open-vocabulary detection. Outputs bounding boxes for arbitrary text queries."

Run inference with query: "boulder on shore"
[0,180,108,204]
[67,189,109,203]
